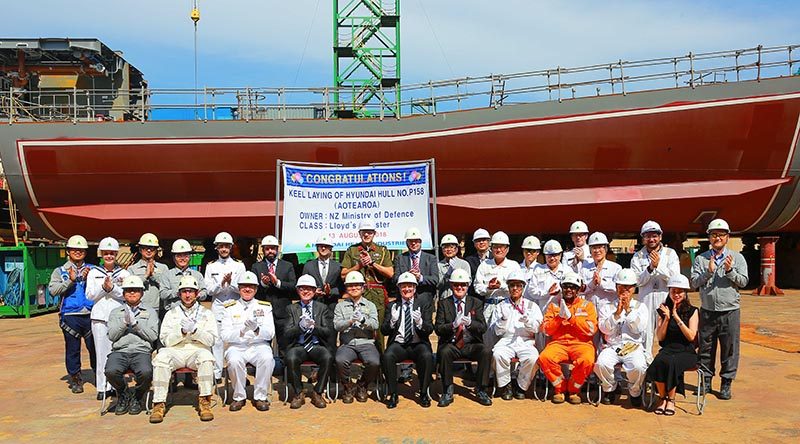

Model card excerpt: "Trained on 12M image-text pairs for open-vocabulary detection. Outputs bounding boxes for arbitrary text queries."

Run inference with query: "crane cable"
[293,0,323,86]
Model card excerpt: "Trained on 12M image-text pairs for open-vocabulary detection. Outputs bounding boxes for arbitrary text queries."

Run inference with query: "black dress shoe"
[127,397,143,415]
[97,390,116,401]
[513,382,526,400]
[501,384,513,401]
[386,393,399,409]
[629,394,642,408]
[438,385,454,407]
[601,390,617,405]
[476,390,493,406]
[718,378,732,400]
[419,392,431,408]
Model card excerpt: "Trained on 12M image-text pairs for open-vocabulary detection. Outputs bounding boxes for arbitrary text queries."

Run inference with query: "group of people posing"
[50,217,747,423]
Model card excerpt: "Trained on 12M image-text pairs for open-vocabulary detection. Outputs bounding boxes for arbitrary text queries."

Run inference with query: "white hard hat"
[171,239,193,254]
[214,231,234,245]
[667,274,691,290]
[543,240,563,255]
[344,271,366,285]
[121,275,145,290]
[358,220,376,231]
[707,218,730,233]
[521,235,541,250]
[587,232,609,246]
[440,234,459,245]
[98,237,120,252]
[569,221,589,234]
[315,234,333,246]
[397,272,418,285]
[449,268,471,284]
[296,274,318,288]
[490,231,510,245]
[178,275,199,291]
[472,228,490,241]
[138,233,159,247]
[237,271,259,286]
[614,268,638,286]
[66,235,89,249]
[640,220,663,236]
[506,270,527,284]
[561,271,582,287]
[404,227,423,241]
[261,235,279,246]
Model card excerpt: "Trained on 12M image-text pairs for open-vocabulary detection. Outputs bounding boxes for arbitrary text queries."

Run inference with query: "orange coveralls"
[538,297,598,394]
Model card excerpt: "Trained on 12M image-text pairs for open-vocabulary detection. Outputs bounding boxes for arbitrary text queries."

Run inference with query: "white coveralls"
[525,263,566,350]
[219,298,275,402]
[594,298,649,397]
[562,244,590,274]
[152,303,218,403]
[629,245,680,360]
[474,258,522,349]
[204,257,246,379]
[491,298,543,390]
[86,265,130,394]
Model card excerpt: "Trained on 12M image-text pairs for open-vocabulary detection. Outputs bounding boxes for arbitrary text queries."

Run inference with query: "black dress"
[646,306,698,395]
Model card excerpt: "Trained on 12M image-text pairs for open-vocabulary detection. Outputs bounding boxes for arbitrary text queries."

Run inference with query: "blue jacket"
[49,263,94,315]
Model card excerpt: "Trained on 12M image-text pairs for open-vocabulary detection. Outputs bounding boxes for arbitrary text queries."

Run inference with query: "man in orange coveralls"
[539,270,598,404]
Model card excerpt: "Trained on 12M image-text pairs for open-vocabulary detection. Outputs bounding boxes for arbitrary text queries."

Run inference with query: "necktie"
[302,305,316,351]
[268,262,275,275]
[455,299,465,349]
[321,260,328,280]
[404,302,413,343]
[411,255,420,273]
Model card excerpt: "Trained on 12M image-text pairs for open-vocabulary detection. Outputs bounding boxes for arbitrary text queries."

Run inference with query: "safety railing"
[1,43,798,124]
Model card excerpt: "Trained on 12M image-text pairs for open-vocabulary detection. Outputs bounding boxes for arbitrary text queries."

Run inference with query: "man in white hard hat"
[526,240,567,349]
[594,269,649,407]
[580,232,622,312]
[204,231,247,380]
[49,234,95,394]
[492,270,543,401]
[219,271,275,412]
[86,237,131,400]
[150,275,217,423]
[435,268,493,407]
[104,275,158,415]
[629,221,680,360]
[465,228,493,283]
[393,227,439,307]
[520,235,542,284]
[333,271,380,404]
[340,220,394,350]
[127,233,168,313]
[691,218,748,400]
[381,272,434,409]
[474,231,522,349]
[285,274,335,409]
[158,239,207,317]
[437,234,471,301]
[563,221,591,273]
[302,234,344,328]
[251,235,297,355]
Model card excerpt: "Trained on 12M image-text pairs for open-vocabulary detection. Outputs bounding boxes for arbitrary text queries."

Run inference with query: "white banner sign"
[280,163,432,254]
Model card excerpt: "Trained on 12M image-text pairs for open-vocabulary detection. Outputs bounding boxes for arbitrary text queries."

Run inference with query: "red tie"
[268,262,275,275]
[411,255,420,273]
[455,299,465,349]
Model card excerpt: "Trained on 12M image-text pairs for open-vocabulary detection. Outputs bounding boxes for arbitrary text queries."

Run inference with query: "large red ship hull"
[2,76,800,241]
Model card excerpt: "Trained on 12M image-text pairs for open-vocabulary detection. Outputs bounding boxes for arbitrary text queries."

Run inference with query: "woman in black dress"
[646,274,698,416]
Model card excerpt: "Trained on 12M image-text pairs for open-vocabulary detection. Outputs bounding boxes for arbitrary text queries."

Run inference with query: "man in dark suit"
[435,268,493,407]
[393,227,439,307]
[284,274,334,409]
[251,235,297,355]
[381,272,434,409]
[301,235,344,321]
[465,228,493,298]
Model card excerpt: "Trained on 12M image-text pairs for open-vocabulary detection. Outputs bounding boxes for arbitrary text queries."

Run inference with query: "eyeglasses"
[562,284,580,291]
[508,282,525,288]
[709,232,729,239]
[451,283,468,288]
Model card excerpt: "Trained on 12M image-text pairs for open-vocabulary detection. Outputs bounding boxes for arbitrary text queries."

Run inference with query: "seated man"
[149,276,217,423]
[435,268,493,407]
[285,274,335,409]
[104,275,158,415]
[333,271,380,404]
[539,271,598,404]
[381,272,434,409]
[220,271,275,412]
[594,269,649,407]
[492,270,543,401]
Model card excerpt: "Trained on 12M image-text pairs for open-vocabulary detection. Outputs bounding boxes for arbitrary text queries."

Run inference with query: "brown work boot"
[310,390,327,409]
[149,402,166,423]
[253,399,270,411]
[568,393,582,405]
[289,392,305,409]
[198,395,214,421]
[342,383,355,404]
[355,382,369,403]
[69,374,84,394]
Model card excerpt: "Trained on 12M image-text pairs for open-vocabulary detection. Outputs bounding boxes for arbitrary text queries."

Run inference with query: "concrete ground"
[0,292,798,444]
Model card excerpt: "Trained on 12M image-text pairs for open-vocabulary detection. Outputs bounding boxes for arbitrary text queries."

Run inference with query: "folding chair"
[376,359,432,400]
[281,361,333,405]
[643,364,709,415]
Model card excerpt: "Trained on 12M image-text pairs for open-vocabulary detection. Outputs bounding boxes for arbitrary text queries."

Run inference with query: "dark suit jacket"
[434,295,486,346]
[251,258,297,319]
[393,251,439,300]
[302,258,344,305]
[380,298,433,347]
[284,300,334,351]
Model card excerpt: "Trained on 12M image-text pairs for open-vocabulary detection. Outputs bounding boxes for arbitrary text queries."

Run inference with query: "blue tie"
[404,301,413,343]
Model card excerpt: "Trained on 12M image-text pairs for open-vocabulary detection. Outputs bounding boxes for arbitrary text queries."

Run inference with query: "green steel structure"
[333,0,400,118]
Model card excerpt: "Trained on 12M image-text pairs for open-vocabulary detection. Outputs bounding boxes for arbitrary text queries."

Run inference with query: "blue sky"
[3,1,798,90]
